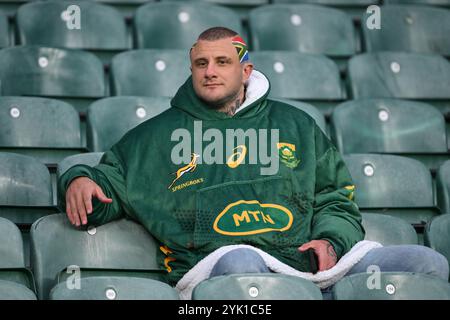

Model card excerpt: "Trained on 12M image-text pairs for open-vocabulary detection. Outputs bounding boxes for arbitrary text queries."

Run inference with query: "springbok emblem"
[168,153,200,189]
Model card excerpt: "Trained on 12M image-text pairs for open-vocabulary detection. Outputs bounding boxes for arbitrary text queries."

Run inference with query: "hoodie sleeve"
[58,144,134,226]
[310,124,365,258]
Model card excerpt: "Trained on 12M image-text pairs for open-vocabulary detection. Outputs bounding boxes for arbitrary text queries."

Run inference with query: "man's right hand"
[65,177,113,227]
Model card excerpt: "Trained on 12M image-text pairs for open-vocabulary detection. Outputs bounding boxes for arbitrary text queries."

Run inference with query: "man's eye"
[218,60,226,65]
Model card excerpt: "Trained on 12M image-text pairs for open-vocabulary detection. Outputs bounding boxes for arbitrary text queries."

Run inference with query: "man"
[59,27,448,295]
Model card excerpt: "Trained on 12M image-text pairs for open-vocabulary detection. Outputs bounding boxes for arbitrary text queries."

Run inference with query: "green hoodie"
[59,71,364,285]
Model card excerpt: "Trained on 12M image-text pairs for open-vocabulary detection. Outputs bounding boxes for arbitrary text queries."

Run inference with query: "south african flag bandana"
[231,35,249,63]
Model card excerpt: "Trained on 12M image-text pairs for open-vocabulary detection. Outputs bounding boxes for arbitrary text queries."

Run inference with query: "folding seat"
[0,97,86,167]
[134,2,243,49]
[361,213,418,245]
[0,11,10,48]
[343,154,438,227]
[249,4,356,72]
[424,214,450,280]
[0,46,106,114]
[87,96,171,152]
[270,98,328,136]
[384,0,450,7]
[331,98,449,172]
[57,152,104,180]
[436,161,450,213]
[251,51,345,116]
[361,5,450,57]
[192,274,323,300]
[160,0,270,20]
[110,49,190,97]
[0,0,26,17]
[50,277,179,300]
[16,0,130,64]
[0,152,58,226]
[30,214,165,300]
[333,272,450,299]
[94,0,154,18]
[271,0,380,20]
[0,217,37,299]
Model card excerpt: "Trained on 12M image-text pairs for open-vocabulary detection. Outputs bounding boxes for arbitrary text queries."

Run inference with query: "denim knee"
[209,248,270,278]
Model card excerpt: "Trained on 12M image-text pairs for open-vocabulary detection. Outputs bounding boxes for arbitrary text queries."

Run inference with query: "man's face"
[190,38,253,108]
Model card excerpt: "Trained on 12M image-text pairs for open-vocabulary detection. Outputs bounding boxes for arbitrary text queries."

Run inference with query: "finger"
[72,193,83,227]
[76,192,88,226]
[298,241,316,252]
[83,192,93,216]
[66,200,74,225]
[68,195,80,226]
[94,187,113,203]
[315,249,329,271]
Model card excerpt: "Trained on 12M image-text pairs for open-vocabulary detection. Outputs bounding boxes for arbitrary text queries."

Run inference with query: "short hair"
[197,27,238,41]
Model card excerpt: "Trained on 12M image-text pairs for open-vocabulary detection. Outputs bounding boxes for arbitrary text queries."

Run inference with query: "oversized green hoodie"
[59,71,364,285]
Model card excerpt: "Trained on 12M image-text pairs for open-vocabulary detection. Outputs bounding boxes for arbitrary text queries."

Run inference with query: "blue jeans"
[208,245,449,299]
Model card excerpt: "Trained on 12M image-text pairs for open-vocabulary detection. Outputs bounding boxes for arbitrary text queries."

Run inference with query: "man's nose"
[205,63,217,78]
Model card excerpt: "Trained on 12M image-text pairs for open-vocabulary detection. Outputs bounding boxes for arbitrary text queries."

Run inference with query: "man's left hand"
[298,240,338,272]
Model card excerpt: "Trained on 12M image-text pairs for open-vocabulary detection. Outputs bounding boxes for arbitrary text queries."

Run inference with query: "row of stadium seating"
[0,1,449,62]
[0,213,449,299]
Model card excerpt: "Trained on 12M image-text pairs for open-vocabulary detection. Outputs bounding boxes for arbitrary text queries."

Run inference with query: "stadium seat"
[270,98,328,135]
[30,214,164,300]
[0,217,36,296]
[251,51,345,116]
[0,46,106,114]
[0,11,10,48]
[384,0,450,7]
[361,213,418,245]
[0,0,26,17]
[424,214,450,280]
[436,161,450,213]
[57,152,104,180]
[0,153,58,226]
[271,0,379,20]
[343,154,438,226]
[110,49,190,97]
[50,277,179,300]
[93,0,154,18]
[87,96,171,152]
[249,4,356,71]
[134,2,243,49]
[331,98,449,172]
[16,1,130,64]
[0,97,86,166]
[333,272,450,299]
[192,274,323,300]
[361,5,450,57]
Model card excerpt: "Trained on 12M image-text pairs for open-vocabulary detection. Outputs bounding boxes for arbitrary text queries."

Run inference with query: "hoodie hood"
[171,70,270,120]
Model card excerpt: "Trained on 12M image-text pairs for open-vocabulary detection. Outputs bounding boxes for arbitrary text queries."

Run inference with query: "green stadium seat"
[16,1,130,64]
[424,214,450,280]
[0,153,58,226]
[347,52,450,119]
[57,152,104,180]
[249,4,356,72]
[161,0,269,20]
[50,277,179,300]
[110,49,190,97]
[0,217,36,296]
[331,98,449,172]
[87,96,171,152]
[251,51,345,116]
[333,272,450,299]
[270,98,328,136]
[0,46,106,114]
[0,0,26,17]
[192,274,323,300]
[0,97,86,166]
[0,10,10,48]
[436,161,450,213]
[30,214,164,300]
[134,2,243,49]
[271,0,380,20]
[95,0,155,18]
[361,213,418,245]
[343,154,438,226]
[384,0,450,7]
[361,5,450,57]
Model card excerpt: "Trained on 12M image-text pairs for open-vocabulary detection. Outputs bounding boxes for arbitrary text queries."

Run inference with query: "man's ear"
[242,62,254,82]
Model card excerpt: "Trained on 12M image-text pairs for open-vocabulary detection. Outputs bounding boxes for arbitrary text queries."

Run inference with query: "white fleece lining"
[234,70,270,115]
[175,240,382,300]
